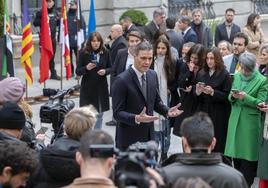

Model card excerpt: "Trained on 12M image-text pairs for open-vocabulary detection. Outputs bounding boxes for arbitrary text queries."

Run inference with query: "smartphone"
[90,53,98,64]
[257,103,267,108]
[231,89,240,93]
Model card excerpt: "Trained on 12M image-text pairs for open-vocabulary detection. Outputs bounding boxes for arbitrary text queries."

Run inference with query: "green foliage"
[119,9,148,26]
[204,18,221,46]
[0,0,4,37]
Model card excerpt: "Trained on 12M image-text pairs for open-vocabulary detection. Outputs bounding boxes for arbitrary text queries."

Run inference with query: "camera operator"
[32,106,97,187]
[160,112,248,188]
[64,129,116,188]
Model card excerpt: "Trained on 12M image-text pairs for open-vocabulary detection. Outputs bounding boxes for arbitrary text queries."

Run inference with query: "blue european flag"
[88,0,96,36]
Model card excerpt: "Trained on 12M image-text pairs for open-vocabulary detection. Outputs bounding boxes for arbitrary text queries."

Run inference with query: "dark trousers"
[233,158,257,187]
[70,46,78,75]
[49,37,57,76]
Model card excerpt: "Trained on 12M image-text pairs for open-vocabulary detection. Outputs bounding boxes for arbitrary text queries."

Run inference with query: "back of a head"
[0,101,26,131]
[0,141,38,175]
[180,112,214,149]
[64,105,97,140]
[166,17,176,29]
[79,130,114,159]
[173,177,212,188]
[0,77,25,104]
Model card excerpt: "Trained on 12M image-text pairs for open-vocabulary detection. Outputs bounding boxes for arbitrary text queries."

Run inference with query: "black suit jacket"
[167,30,184,56]
[109,36,127,65]
[215,22,241,46]
[123,24,139,38]
[112,68,169,149]
[144,21,159,44]
[183,28,198,44]
[111,48,128,84]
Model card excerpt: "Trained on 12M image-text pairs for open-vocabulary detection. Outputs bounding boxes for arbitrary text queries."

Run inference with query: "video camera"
[89,141,159,188]
[39,85,79,142]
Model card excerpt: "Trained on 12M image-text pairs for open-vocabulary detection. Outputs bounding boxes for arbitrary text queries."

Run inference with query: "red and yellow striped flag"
[60,0,72,79]
[21,0,34,85]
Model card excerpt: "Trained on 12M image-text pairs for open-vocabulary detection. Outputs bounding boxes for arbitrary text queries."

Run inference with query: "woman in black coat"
[195,47,231,153]
[76,32,111,129]
[173,44,207,136]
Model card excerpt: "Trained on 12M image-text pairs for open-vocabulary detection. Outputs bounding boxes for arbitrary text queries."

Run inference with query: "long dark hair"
[203,47,224,73]
[185,44,207,67]
[153,35,175,83]
[246,13,260,31]
[84,31,106,54]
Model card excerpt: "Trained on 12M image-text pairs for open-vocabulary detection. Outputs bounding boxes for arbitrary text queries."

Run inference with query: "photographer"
[161,112,248,188]
[32,106,97,187]
[65,129,116,188]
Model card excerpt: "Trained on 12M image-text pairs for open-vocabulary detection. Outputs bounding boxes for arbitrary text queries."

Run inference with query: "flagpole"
[25,79,28,98]
[60,45,63,90]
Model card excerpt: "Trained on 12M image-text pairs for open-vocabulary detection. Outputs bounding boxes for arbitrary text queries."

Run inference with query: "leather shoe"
[105,120,117,126]
[50,74,61,80]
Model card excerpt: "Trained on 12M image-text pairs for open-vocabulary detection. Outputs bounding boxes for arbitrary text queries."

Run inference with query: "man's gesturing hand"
[168,103,184,117]
[135,107,159,123]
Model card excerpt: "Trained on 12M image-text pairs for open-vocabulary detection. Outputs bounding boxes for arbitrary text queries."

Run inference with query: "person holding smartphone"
[195,47,232,153]
[225,52,268,187]
[76,32,111,129]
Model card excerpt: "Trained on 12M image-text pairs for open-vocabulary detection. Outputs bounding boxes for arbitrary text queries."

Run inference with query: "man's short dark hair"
[225,8,235,14]
[0,141,38,175]
[79,130,114,159]
[180,112,214,148]
[134,41,153,56]
[153,7,166,19]
[178,16,191,25]
[233,32,249,46]
[127,30,143,41]
[120,16,132,23]
[166,17,176,29]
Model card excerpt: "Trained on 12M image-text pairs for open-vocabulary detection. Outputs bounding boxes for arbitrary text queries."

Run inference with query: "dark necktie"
[181,31,184,36]
[230,56,239,74]
[141,74,147,100]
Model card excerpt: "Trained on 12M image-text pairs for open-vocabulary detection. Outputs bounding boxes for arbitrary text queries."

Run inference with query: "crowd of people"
[1,0,268,187]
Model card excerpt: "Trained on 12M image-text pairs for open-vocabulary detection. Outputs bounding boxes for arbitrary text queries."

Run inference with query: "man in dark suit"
[166,17,184,57]
[144,7,166,44]
[108,24,128,65]
[112,41,183,150]
[120,16,139,39]
[106,24,128,126]
[215,8,241,46]
[190,9,213,48]
[177,16,197,44]
[111,31,142,83]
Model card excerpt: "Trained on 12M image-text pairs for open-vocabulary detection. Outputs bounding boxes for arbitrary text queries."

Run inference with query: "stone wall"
[81,0,162,37]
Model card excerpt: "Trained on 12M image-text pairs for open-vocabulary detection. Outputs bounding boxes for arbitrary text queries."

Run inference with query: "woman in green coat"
[257,44,268,188]
[224,52,268,187]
